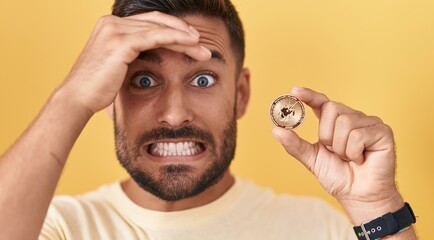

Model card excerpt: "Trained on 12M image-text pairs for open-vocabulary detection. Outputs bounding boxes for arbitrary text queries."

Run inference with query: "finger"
[90,15,209,63]
[332,114,383,161]
[289,87,366,148]
[272,127,317,172]
[89,16,185,53]
[163,44,212,61]
[93,15,160,36]
[95,15,155,32]
[318,101,364,148]
[126,11,199,36]
[290,87,329,118]
[134,27,201,46]
[346,123,394,165]
[119,28,211,61]
[94,15,199,38]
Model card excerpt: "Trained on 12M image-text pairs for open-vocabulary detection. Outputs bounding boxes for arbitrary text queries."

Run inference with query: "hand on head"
[61,12,212,114]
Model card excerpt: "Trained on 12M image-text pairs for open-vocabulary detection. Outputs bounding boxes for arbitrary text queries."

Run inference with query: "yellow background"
[1,0,433,238]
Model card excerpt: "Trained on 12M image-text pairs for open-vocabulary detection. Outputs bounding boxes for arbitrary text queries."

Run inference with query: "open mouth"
[147,141,206,157]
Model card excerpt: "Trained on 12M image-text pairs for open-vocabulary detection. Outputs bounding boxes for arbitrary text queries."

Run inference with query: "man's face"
[113,15,249,201]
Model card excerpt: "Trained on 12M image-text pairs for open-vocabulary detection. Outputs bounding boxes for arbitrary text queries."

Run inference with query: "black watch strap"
[353,202,416,240]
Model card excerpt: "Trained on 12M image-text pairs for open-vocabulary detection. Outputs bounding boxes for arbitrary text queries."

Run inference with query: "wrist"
[51,83,97,118]
[339,191,404,225]
[41,86,95,143]
[352,202,417,240]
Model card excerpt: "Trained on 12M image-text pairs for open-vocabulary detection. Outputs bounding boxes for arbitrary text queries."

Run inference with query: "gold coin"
[270,95,305,129]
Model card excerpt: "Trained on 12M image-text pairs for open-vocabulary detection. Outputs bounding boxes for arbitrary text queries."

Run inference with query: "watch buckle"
[360,223,371,240]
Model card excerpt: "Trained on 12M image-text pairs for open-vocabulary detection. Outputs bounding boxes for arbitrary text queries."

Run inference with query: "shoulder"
[49,182,117,218]
[237,178,341,216]
[233,177,354,239]
[40,182,125,239]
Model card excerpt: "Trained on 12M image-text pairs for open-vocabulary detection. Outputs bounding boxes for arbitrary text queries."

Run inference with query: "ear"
[235,68,250,119]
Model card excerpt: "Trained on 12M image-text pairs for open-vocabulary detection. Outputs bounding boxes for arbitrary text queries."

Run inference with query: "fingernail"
[271,127,282,142]
[189,25,200,37]
[291,87,305,93]
[200,45,212,57]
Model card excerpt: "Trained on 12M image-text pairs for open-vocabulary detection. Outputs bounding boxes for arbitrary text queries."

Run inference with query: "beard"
[114,112,237,202]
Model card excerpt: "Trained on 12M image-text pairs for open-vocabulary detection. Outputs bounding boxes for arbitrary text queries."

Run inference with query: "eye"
[131,74,157,88]
[191,74,216,88]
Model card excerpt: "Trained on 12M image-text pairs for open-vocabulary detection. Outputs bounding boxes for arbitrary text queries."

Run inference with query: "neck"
[121,171,235,212]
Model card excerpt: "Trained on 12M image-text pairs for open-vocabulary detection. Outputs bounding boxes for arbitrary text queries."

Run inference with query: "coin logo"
[270,95,305,129]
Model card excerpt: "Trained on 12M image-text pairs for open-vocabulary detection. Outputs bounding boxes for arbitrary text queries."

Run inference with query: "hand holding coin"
[271,88,405,230]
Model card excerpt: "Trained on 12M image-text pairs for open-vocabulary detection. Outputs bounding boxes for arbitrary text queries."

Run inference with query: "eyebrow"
[210,50,226,64]
[137,52,162,64]
[137,50,226,65]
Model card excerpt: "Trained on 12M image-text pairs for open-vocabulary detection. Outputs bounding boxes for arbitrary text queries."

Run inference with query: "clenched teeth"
[149,142,204,157]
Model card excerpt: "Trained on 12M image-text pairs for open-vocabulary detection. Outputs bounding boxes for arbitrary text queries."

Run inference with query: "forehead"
[183,15,233,64]
[129,15,238,74]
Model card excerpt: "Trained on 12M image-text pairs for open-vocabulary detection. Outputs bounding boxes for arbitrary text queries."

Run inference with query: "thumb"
[272,127,316,171]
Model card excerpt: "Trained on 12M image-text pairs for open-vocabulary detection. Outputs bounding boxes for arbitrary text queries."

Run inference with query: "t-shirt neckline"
[103,177,247,230]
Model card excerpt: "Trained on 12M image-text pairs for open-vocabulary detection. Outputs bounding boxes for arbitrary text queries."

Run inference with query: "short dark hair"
[112,0,245,70]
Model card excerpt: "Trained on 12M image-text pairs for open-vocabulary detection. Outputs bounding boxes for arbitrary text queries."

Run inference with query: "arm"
[0,12,210,240]
[272,87,417,239]
[0,87,92,240]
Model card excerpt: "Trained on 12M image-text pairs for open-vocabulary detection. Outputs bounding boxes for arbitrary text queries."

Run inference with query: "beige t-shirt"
[40,178,355,239]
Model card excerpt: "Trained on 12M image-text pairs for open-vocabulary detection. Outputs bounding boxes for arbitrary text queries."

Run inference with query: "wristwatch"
[353,202,416,240]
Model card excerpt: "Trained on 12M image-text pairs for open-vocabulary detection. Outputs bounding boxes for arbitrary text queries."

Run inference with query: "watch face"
[270,95,305,129]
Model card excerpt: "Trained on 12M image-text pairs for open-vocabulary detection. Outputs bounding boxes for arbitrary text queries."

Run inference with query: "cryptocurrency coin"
[270,95,305,129]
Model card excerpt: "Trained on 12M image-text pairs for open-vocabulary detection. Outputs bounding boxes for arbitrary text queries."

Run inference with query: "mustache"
[136,125,216,148]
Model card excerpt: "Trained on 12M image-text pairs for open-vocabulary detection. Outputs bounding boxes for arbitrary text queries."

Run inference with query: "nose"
[156,86,193,128]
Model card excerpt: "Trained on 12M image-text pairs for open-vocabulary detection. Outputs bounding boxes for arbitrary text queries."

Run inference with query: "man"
[0,0,417,239]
